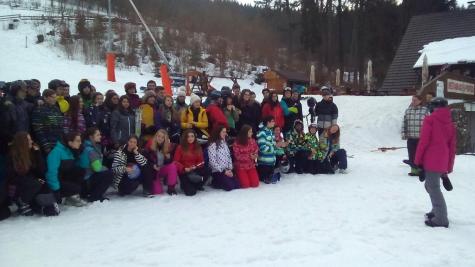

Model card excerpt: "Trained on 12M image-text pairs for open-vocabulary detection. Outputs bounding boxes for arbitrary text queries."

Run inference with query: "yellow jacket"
[57,96,69,113]
[139,103,155,128]
[181,106,209,136]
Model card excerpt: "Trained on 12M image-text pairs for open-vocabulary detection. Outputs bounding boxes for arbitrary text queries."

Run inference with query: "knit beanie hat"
[124,82,136,93]
[78,79,91,92]
[177,86,186,97]
[190,93,201,104]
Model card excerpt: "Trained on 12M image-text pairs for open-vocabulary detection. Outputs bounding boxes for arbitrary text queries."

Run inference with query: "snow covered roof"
[413,36,475,68]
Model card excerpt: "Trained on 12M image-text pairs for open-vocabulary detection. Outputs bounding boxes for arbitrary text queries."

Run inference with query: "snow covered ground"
[2,5,475,267]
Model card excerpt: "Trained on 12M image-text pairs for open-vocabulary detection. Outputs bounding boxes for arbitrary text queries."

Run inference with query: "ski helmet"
[307,97,317,108]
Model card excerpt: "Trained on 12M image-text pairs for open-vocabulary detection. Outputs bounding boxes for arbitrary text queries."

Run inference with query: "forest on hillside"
[47,0,460,88]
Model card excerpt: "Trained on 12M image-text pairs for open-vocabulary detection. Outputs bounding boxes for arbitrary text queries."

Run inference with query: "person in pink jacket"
[415,97,456,228]
[233,124,260,188]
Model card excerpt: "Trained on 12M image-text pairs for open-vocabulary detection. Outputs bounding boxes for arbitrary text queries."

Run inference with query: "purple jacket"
[415,107,456,173]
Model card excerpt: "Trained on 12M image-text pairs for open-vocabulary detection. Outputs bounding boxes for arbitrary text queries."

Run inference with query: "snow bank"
[413,36,475,68]
[1,6,475,267]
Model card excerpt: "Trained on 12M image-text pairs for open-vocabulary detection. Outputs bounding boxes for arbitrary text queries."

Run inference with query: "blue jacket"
[46,142,76,191]
[257,125,276,166]
[79,140,107,180]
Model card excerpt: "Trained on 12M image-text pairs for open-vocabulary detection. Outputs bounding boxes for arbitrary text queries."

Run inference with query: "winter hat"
[283,87,292,94]
[124,82,137,93]
[293,119,304,129]
[262,88,270,94]
[209,90,222,101]
[142,90,156,103]
[321,86,332,96]
[221,86,232,97]
[308,123,318,131]
[177,86,186,97]
[78,79,91,92]
[190,93,201,104]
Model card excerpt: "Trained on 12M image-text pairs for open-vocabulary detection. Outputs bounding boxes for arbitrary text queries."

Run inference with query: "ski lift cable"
[128,0,169,66]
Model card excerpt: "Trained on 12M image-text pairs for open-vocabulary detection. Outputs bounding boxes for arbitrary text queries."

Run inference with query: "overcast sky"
[235,0,473,7]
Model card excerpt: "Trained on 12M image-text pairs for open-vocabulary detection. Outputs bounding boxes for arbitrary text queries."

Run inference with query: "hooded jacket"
[233,138,258,170]
[207,141,233,173]
[79,140,107,180]
[415,107,456,173]
[261,101,285,129]
[110,108,136,145]
[315,98,338,129]
[46,142,76,191]
[256,125,276,166]
[31,103,64,152]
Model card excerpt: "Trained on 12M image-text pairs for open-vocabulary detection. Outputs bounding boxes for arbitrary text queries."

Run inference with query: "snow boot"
[270,173,280,184]
[425,218,448,228]
[167,186,177,195]
[408,167,419,176]
[339,169,348,174]
[42,203,60,217]
[63,195,88,207]
[425,212,435,220]
[16,198,34,216]
[441,174,453,191]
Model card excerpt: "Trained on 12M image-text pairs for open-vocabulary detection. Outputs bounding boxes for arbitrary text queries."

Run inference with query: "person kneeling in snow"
[208,125,240,191]
[257,116,277,184]
[174,129,209,196]
[319,124,347,174]
[111,135,154,197]
[286,120,309,174]
[304,123,325,174]
[233,125,260,188]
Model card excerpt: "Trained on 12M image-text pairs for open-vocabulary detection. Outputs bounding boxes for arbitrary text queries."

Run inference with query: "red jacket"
[233,138,258,170]
[262,102,284,129]
[415,107,456,173]
[173,144,205,174]
[206,104,229,132]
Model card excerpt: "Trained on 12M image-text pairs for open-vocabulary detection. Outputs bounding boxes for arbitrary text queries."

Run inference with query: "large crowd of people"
[0,78,345,220]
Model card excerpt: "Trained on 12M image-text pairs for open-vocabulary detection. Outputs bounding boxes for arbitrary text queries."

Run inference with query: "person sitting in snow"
[319,124,347,174]
[286,120,308,174]
[273,125,289,179]
[304,123,325,174]
[256,116,277,184]
[207,125,240,191]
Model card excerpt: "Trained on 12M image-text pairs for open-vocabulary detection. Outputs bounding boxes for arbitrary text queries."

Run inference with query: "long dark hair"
[208,124,227,146]
[180,129,202,154]
[67,95,82,131]
[238,89,252,107]
[118,95,133,114]
[269,92,279,107]
[9,132,33,175]
[91,92,103,106]
[237,124,252,145]
[104,92,118,111]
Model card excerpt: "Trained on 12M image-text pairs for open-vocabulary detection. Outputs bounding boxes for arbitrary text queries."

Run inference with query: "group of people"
[0,78,346,221]
[401,93,456,228]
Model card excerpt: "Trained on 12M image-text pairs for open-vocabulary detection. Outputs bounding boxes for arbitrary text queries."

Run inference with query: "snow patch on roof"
[413,35,475,68]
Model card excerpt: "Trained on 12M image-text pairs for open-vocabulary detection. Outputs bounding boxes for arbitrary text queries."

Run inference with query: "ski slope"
[1,5,475,267]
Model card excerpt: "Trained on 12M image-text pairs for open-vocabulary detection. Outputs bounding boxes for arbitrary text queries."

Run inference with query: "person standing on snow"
[415,97,456,228]
[315,87,338,136]
[401,95,429,176]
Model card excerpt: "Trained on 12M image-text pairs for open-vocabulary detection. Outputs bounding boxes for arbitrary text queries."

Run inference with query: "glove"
[288,107,298,114]
[417,167,425,182]
[441,174,453,191]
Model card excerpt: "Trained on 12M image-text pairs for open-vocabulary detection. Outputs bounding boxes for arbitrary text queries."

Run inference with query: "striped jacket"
[257,126,276,166]
[401,105,429,139]
[111,146,147,188]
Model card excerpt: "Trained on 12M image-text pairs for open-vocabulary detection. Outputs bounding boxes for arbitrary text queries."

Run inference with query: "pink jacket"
[415,107,456,173]
[233,138,258,170]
